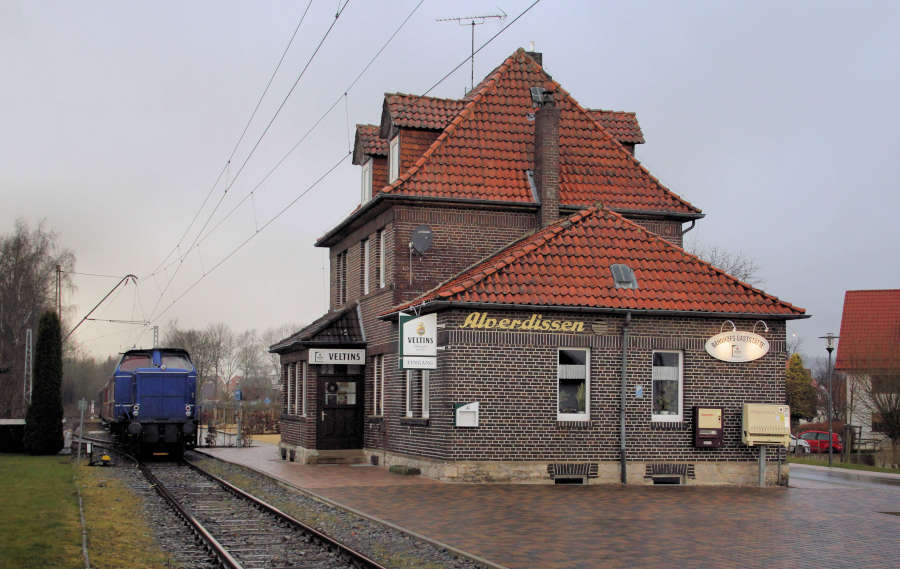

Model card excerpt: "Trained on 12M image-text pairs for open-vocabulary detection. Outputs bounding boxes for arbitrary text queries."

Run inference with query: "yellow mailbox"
[741,403,790,447]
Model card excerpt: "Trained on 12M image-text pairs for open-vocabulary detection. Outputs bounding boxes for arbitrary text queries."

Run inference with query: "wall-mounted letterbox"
[742,403,790,447]
[454,402,479,427]
[693,406,724,448]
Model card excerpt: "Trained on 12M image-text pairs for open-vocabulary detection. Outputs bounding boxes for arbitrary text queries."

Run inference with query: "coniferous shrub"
[23,311,64,454]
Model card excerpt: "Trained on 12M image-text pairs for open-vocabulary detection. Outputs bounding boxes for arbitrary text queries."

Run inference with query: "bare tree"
[0,220,74,418]
[686,242,762,286]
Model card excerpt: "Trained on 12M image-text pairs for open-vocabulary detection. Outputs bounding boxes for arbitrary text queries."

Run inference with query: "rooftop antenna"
[437,9,507,91]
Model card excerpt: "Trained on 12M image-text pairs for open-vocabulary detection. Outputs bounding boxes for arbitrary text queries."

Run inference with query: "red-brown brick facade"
[270,49,806,484]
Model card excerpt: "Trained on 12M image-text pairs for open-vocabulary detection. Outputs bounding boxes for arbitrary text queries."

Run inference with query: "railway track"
[142,460,387,569]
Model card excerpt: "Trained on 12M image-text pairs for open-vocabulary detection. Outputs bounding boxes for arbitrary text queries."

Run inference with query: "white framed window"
[286,364,294,415]
[372,355,385,416]
[558,348,589,421]
[282,364,289,415]
[388,136,399,182]
[362,239,370,295]
[405,369,413,417]
[293,363,301,415]
[651,351,683,422]
[378,229,386,288]
[301,361,308,416]
[361,158,373,204]
[421,369,430,419]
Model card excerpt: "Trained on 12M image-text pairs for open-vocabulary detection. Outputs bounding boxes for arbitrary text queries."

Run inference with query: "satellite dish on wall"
[410,225,433,255]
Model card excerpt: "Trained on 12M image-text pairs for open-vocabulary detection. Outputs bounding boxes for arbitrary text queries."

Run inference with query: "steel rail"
[138,463,243,569]
[184,457,388,569]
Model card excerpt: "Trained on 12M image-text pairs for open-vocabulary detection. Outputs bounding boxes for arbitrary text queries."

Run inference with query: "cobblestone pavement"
[200,447,900,569]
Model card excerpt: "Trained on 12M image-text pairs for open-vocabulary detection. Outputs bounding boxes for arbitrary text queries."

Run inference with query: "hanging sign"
[309,348,365,365]
[399,312,437,369]
[705,331,769,362]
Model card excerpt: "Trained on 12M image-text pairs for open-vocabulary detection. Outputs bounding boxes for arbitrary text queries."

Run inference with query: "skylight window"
[611,264,638,289]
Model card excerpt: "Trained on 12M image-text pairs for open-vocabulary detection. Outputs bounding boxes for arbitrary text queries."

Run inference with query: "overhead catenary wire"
[146,1,351,320]
[148,0,315,278]
[147,0,428,279]
[142,0,537,328]
[150,152,351,323]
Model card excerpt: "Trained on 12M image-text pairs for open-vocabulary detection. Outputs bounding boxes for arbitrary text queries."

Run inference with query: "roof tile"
[390,205,804,317]
[382,49,700,215]
[835,290,900,371]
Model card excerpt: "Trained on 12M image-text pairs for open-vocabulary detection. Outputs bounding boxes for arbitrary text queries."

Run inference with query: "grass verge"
[787,456,899,474]
[0,455,82,569]
[76,462,171,569]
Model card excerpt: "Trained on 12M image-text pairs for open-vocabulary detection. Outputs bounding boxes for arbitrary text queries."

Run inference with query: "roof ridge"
[381,51,521,195]
[603,208,805,313]
[390,202,804,316]
[554,83,701,214]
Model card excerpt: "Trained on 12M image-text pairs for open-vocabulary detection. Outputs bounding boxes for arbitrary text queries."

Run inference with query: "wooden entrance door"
[316,375,363,450]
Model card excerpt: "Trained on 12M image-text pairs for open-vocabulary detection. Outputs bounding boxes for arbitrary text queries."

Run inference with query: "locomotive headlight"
[132,404,140,416]
[185,404,193,417]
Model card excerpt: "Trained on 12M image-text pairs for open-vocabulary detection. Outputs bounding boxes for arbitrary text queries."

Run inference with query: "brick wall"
[392,204,536,304]
[363,308,787,463]
[628,218,684,247]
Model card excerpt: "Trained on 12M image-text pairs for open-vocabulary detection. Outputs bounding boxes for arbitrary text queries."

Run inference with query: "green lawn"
[0,455,83,569]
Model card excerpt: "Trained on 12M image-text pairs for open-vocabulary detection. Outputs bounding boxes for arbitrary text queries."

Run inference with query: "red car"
[798,430,843,453]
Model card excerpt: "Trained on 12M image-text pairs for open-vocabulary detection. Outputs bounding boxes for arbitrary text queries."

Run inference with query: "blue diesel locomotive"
[100,348,197,457]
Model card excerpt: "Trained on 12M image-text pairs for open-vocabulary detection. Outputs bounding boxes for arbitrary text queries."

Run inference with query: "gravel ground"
[186,452,487,569]
[102,460,219,569]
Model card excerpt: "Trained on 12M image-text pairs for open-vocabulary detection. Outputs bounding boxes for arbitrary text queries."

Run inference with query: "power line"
[148,0,427,283]
[144,0,537,323]
[148,0,315,278]
[146,1,352,321]
[422,0,542,97]
[150,152,351,323]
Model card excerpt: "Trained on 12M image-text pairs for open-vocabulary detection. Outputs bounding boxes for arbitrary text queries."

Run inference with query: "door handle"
[321,410,325,421]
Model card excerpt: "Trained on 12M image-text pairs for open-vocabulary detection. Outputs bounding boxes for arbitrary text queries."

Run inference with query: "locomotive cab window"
[161,353,192,369]
[119,354,151,371]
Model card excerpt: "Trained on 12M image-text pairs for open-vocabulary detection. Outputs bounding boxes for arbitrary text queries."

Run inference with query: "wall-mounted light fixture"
[753,320,769,334]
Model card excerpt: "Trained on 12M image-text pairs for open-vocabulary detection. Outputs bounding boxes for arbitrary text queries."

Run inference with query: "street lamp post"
[819,333,839,467]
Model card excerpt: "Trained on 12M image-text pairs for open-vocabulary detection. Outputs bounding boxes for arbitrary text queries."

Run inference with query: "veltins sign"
[309,348,365,365]
[705,331,769,363]
[399,312,437,369]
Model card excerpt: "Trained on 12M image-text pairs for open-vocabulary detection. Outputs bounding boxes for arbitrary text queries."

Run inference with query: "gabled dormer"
[352,124,387,205]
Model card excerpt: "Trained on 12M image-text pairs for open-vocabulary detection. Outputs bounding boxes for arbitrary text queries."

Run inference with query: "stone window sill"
[366,416,384,424]
[400,417,430,427]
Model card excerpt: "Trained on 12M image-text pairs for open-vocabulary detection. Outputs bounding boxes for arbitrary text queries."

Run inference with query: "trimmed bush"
[23,312,64,455]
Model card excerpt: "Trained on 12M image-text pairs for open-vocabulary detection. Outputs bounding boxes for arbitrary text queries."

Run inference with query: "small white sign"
[309,348,365,365]
[705,331,769,363]
[401,356,437,369]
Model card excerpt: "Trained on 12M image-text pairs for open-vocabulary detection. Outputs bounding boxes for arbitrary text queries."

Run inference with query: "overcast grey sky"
[2,0,898,364]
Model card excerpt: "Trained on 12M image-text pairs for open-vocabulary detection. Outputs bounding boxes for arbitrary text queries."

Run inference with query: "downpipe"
[620,311,631,484]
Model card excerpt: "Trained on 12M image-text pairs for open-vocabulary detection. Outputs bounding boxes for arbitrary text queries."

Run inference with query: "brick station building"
[270,50,807,485]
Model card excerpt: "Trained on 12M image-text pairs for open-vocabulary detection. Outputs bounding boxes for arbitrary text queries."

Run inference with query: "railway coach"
[100,347,197,457]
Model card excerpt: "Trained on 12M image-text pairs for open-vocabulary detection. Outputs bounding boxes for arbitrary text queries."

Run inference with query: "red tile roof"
[352,124,387,165]
[835,290,900,371]
[391,205,804,317]
[381,49,700,216]
[587,110,645,144]
[383,93,465,131]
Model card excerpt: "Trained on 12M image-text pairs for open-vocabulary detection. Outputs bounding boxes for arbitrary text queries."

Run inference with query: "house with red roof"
[835,290,900,445]
[270,50,807,484]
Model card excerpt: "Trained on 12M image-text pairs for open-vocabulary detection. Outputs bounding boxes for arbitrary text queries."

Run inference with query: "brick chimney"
[534,89,560,227]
